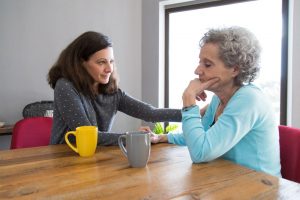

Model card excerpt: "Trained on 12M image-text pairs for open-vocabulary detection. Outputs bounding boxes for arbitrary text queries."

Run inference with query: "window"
[165,0,287,131]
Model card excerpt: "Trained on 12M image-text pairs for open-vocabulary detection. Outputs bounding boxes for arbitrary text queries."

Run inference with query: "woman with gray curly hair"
[143,26,281,176]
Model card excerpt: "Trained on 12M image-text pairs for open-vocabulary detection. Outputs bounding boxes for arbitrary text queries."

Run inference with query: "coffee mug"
[118,132,151,168]
[65,126,98,157]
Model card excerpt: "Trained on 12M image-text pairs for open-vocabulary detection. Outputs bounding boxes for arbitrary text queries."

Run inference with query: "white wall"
[141,0,300,129]
[0,0,142,149]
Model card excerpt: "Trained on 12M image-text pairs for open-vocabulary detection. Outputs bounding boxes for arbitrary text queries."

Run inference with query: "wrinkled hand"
[196,91,207,102]
[138,126,167,144]
[183,77,219,107]
[187,77,219,98]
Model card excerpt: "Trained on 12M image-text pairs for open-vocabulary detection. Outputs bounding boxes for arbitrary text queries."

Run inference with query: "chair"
[10,117,53,149]
[278,125,300,183]
[22,101,54,118]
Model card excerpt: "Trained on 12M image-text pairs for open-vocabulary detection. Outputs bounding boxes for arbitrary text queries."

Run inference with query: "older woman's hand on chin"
[182,77,220,107]
[139,126,168,144]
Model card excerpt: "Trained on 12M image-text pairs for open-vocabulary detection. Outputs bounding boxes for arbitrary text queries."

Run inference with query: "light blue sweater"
[168,84,281,177]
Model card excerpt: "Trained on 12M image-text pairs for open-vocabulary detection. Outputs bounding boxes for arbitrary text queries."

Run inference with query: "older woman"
[146,27,281,176]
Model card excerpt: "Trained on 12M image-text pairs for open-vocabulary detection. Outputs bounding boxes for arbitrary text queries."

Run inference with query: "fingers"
[151,134,168,144]
[203,77,220,88]
[196,91,207,101]
[183,77,219,106]
[139,126,166,144]
[139,126,151,132]
[195,77,220,94]
[150,134,160,144]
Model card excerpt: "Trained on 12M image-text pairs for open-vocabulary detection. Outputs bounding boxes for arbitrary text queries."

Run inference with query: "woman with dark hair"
[142,27,281,176]
[48,31,181,146]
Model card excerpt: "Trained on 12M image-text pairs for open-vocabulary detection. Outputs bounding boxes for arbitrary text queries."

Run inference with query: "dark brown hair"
[48,31,119,97]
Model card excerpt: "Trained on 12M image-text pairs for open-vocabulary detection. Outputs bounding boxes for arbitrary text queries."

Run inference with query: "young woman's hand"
[139,126,152,133]
[139,126,168,144]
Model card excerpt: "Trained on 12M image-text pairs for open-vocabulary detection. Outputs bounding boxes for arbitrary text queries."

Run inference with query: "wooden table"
[1,144,300,199]
[0,125,14,135]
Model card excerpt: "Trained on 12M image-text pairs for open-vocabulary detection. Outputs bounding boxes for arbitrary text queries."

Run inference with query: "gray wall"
[141,0,300,129]
[0,0,142,149]
[289,0,300,127]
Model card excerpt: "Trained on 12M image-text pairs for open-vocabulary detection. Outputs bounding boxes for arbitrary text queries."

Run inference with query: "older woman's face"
[195,43,238,91]
[83,47,114,84]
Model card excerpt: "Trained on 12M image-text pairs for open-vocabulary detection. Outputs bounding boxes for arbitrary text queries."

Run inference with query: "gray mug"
[118,132,151,168]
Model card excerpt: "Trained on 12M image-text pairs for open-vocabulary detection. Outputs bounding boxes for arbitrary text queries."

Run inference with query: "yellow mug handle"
[65,131,78,153]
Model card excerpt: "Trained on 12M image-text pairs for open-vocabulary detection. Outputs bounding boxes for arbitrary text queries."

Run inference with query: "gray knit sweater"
[50,78,181,146]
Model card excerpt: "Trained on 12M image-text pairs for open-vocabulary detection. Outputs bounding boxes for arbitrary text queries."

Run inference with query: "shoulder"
[222,84,276,128]
[228,83,272,113]
[234,84,266,103]
[238,84,262,95]
[115,88,130,99]
[54,78,80,97]
[55,78,75,90]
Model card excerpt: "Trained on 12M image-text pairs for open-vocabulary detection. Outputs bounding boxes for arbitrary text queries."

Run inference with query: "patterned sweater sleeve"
[117,90,182,122]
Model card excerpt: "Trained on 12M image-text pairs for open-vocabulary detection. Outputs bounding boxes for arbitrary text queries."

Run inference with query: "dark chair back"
[22,101,54,118]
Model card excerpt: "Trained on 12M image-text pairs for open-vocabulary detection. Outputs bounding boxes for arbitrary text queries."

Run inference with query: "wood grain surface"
[1,143,300,199]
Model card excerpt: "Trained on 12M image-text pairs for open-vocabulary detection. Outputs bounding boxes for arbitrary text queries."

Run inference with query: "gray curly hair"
[199,26,261,85]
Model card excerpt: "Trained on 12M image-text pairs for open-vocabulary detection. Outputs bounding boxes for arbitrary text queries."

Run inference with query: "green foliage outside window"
[153,122,178,134]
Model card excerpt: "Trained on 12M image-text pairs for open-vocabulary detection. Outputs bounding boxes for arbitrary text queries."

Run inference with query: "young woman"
[48,31,181,146]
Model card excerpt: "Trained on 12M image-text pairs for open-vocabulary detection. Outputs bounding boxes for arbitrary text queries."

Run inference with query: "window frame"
[164,0,288,125]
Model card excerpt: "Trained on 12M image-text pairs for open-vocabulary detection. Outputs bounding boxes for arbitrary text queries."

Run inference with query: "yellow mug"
[65,126,98,157]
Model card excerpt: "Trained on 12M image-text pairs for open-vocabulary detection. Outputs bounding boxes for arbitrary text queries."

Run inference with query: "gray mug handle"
[118,135,127,158]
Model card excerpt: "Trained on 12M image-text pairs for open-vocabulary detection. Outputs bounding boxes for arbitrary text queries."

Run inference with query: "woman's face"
[195,43,239,92]
[83,47,114,84]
